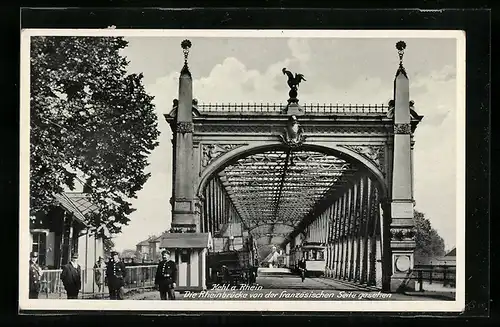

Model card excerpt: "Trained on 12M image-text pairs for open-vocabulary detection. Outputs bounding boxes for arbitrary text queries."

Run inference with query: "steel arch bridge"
[163,40,423,293]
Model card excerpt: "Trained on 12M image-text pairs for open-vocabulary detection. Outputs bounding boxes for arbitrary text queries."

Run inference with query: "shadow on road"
[404,291,455,301]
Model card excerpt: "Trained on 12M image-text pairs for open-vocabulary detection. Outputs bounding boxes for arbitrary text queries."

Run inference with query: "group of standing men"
[28,250,128,300]
[29,251,83,299]
[28,249,178,301]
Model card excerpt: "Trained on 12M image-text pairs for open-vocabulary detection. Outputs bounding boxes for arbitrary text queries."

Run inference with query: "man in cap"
[61,253,82,299]
[105,251,127,300]
[29,251,43,299]
[154,250,177,300]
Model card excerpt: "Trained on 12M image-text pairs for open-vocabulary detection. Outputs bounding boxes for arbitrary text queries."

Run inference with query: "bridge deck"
[127,274,455,301]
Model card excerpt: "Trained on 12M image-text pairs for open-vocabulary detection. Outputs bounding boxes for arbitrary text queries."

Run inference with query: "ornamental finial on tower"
[395,40,407,77]
[181,39,192,77]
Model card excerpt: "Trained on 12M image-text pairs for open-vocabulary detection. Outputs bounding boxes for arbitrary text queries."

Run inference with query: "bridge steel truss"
[295,174,384,286]
[165,50,423,293]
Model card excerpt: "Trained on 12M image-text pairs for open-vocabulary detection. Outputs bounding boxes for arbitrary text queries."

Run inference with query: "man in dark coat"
[29,251,43,299]
[61,253,82,299]
[298,257,307,282]
[250,259,259,285]
[155,250,177,300]
[106,251,127,300]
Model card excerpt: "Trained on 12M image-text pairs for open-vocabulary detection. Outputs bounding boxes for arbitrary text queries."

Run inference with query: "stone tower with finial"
[388,40,417,292]
[163,40,211,293]
[170,39,199,233]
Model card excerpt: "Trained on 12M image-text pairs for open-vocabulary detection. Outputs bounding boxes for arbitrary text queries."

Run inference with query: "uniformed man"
[298,257,307,282]
[29,251,43,299]
[154,250,177,300]
[105,251,127,300]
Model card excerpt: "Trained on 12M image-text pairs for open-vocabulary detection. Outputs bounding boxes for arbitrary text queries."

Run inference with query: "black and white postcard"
[19,29,466,312]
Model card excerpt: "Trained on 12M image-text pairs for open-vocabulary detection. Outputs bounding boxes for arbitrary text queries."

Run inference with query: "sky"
[111,34,460,253]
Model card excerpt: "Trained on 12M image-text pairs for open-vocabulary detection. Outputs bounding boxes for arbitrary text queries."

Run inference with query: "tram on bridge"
[289,242,327,277]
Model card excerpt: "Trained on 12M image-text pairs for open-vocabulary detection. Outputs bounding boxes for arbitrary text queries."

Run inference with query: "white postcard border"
[19,28,466,313]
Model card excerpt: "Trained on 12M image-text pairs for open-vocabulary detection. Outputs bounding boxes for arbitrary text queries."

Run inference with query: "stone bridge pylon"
[162,39,423,293]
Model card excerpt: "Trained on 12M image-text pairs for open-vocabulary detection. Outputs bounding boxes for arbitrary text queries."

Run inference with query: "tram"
[289,242,327,277]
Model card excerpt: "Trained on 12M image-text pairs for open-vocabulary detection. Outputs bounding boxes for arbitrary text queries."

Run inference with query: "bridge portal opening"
[200,146,386,288]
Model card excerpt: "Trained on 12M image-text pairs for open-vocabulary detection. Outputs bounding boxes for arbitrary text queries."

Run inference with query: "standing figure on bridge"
[105,251,127,300]
[154,250,177,300]
[249,259,259,285]
[29,251,43,299]
[298,257,307,282]
[60,253,82,299]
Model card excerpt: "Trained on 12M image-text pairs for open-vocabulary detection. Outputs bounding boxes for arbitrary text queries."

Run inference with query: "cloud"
[149,42,390,109]
[287,38,312,63]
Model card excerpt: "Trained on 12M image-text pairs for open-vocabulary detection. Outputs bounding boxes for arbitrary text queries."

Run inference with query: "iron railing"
[38,265,157,299]
[321,265,456,292]
[197,103,388,114]
[411,264,456,291]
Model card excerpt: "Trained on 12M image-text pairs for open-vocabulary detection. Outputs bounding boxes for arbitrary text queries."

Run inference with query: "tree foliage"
[121,249,137,259]
[120,249,144,262]
[103,238,115,257]
[414,210,446,260]
[30,36,160,234]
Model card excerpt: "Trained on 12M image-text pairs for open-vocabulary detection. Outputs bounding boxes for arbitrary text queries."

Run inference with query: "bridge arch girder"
[197,141,389,202]
[247,222,297,231]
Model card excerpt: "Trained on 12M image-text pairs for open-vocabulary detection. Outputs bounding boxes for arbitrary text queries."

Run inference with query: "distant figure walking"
[29,251,43,299]
[298,257,307,282]
[155,250,177,300]
[250,259,259,285]
[221,265,231,285]
[61,253,82,299]
[106,251,127,300]
[93,256,105,293]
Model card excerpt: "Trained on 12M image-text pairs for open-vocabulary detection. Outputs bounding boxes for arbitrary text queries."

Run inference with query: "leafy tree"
[103,238,114,257]
[414,210,446,260]
[30,36,160,234]
[121,249,137,259]
[134,250,144,262]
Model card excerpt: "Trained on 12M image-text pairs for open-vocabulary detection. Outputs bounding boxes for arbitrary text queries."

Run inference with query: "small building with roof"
[135,232,168,262]
[414,247,456,267]
[29,180,105,293]
[136,237,153,261]
[160,232,212,291]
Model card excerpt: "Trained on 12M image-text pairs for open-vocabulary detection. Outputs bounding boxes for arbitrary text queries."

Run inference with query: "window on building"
[317,250,325,261]
[181,251,190,263]
[31,231,47,267]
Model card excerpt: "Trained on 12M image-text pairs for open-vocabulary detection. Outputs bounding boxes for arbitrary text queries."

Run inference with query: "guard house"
[160,232,212,291]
